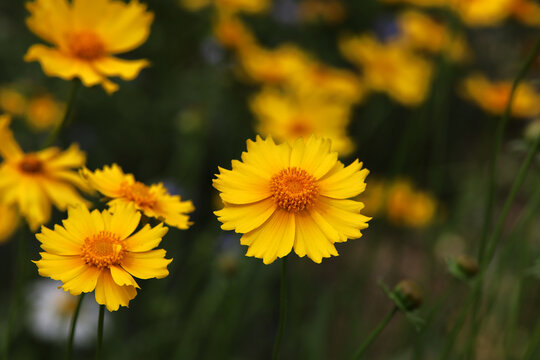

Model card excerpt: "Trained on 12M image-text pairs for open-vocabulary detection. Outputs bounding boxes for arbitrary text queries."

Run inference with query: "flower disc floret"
[81,231,124,269]
[270,167,319,212]
[18,154,44,174]
[68,31,105,60]
[120,181,157,209]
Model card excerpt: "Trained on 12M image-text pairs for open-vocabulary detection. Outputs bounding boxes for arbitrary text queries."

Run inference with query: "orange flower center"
[68,31,105,60]
[289,120,312,137]
[270,167,319,212]
[120,181,157,209]
[81,231,125,269]
[18,154,44,174]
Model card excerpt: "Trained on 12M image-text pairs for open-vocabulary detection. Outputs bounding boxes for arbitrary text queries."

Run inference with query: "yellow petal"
[123,223,168,252]
[215,197,277,234]
[213,164,272,204]
[121,250,172,279]
[242,209,295,265]
[240,136,291,178]
[318,160,369,199]
[293,210,338,264]
[93,56,150,80]
[25,0,71,47]
[36,225,83,255]
[94,269,137,311]
[41,178,90,211]
[317,197,370,240]
[34,253,87,283]
[110,265,140,288]
[0,115,23,161]
[62,205,97,240]
[108,203,141,239]
[62,265,101,295]
[290,136,338,179]
[45,143,86,169]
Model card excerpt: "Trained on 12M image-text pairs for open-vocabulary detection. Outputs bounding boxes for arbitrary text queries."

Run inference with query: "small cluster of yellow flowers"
[380,0,540,27]
[24,0,154,94]
[460,73,540,118]
[298,0,346,25]
[0,87,64,131]
[340,34,433,107]
[213,136,370,264]
[180,0,270,14]
[0,115,89,230]
[360,178,437,228]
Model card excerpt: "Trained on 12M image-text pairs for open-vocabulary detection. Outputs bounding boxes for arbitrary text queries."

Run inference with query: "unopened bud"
[456,254,479,278]
[394,280,423,311]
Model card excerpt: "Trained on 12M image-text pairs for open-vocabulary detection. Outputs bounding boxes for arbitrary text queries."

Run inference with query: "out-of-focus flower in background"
[250,87,355,155]
[34,203,172,311]
[0,115,89,230]
[0,88,27,116]
[0,203,19,243]
[181,0,270,14]
[24,0,154,93]
[460,73,540,118]
[340,34,434,106]
[82,164,195,230]
[214,136,370,264]
[25,93,64,131]
[26,279,103,347]
[298,0,346,25]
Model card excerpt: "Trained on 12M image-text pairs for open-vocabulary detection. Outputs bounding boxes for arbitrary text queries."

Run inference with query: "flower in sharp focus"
[34,203,172,311]
[213,135,370,264]
[82,164,194,230]
[0,115,89,230]
[24,0,154,94]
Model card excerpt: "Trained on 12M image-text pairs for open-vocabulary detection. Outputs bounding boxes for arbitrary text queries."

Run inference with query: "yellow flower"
[34,203,172,311]
[213,136,370,264]
[0,88,27,116]
[340,34,433,106]
[512,0,540,26]
[396,10,468,62]
[25,94,65,131]
[24,0,154,94]
[380,0,447,6]
[299,0,346,24]
[460,73,540,118]
[238,44,312,85]
[452,0,514,26]
[250,87,356,155]
[386,180,436,228]
[0,115,89,230]
[0,204,19,243]
[213,14,256,51]
[82,164,194,230]
[180,0,269,13]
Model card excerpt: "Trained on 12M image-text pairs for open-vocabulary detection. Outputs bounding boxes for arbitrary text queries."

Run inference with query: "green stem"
[352,307,398,360]
[271,257,288,360]
[477,37,540,265]
[96,305,105,360]
[43,79,80,148]
[66,293,85,360]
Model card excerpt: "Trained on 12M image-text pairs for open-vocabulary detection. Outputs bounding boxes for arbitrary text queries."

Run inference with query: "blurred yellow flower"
[0,88,27,116]
[0,204,19,243]
[512,0,540,26]
[340,34,433,106]
[452,0,514,26]
[25,94,65,131]
[82,164,194,230]
[213,136,370,264]
[380,0,447,6]
[299,0,346,24]
[386,180,436,228]
[0,115,89,230]
[213,14,256,50]
[181,0,269,13]
[396,10,468,61]
[238,44,311,85]
[24,0,154,94]
[34,203,172,311]
[460,73,540,118]
[250,87,355,155]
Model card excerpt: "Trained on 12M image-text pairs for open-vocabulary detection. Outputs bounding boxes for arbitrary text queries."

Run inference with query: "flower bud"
[456,254,479,278]
[393,280,423,311]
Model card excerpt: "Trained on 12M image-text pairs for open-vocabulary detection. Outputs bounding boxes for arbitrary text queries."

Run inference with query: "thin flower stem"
[352,306,398,360]
[477,37,540,264]
[95,305,105,360]
[66,293,85,360]
[271,257,288,360]
[43,79,80,148]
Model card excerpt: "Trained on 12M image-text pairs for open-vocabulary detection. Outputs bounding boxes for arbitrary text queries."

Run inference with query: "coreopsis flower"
[0,204,19,243]
[213,136,370,264]
[25,94,65,131]
[460,73,540,118]
[0,88,27,116]
[452,0,514,26]
[340,34,433,106]
[82,164,194,230]
[512,0,540,26]
[0,115,88,230]
[213,14,257,51]
[386,180,436,228]
[250,87,356,155]
[34,203,172,311]
[299,0,346,24]
[181,0,270,13]
[24,0,154,94]
[395,10,468,62]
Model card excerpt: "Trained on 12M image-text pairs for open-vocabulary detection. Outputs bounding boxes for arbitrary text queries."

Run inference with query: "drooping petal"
[293,211,338,264]
[61,265,101,295]
[110,265,139,288]
[93,56,150,80]
[94,269,137,311]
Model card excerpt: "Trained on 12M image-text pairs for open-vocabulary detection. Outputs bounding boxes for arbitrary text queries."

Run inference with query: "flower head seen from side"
[34,203,172,311]
[213,136,370,264]
[82,164,194,230]
[0,115,89,230]
[24,0,154,94]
